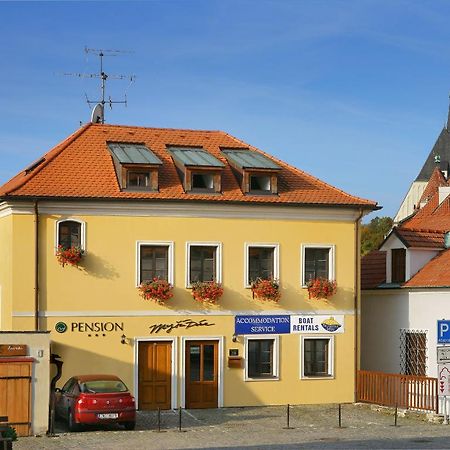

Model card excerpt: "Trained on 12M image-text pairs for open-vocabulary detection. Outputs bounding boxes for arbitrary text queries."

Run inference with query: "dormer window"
[250,175,271,192]
[167,146,224,193]
[192,173,214,190]
[108,142,163,192]
[128,171,150,188]
[221,148,281,195]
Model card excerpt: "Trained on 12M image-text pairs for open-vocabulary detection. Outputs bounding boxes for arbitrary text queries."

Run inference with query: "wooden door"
[0,361,31,436]
[185,341,218,409]
[138,341,172,410]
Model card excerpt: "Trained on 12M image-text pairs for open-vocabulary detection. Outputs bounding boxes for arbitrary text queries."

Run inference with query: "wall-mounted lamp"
[121,334,127,345]
[232,333,238,343]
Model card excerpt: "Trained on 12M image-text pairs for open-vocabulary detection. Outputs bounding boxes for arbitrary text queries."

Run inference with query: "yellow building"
[0,123,377,409]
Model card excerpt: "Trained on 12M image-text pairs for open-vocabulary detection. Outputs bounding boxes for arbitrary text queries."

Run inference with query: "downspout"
[34,200,39,331]
[354,207,363,403]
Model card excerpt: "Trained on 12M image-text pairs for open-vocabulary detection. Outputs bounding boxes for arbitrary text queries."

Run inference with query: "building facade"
[0,123,377,409]
[362,167,450,413]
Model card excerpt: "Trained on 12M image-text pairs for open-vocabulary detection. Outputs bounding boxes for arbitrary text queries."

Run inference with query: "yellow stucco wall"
[36,215,356,312]
[0,214,13,330]
[9,211,358,407]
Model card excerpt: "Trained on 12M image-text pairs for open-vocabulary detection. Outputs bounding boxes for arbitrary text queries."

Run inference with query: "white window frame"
[244,335,279,381]
[244,243,279,288]
[300,335,334,379]
[301,244,335,287]
[136,241,174,287]
[186,242,222,288]
[55,218,86,253]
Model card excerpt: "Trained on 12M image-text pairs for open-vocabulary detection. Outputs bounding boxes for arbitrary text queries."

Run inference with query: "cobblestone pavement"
[14,404,450,449]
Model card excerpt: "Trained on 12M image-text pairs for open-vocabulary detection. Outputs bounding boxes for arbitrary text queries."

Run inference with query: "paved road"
[15,404,450,449]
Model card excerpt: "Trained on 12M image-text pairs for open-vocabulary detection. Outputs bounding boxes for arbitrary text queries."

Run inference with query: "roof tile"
[0,123,378,208]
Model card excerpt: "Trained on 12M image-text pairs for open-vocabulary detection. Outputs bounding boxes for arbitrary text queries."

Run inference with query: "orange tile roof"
[394,228,444,248]
[404,248,450,287]
[0,123,378,208]
[418,167,448,204]
[361,250,386,289]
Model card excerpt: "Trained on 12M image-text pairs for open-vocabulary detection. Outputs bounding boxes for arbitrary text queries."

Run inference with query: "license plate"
[97,413,118,419]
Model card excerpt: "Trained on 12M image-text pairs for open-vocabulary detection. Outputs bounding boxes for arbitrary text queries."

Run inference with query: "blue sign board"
[235,315,290,335]
[438,320,450,344]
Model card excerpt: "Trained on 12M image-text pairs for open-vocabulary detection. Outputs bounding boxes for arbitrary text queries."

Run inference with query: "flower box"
[56,245,83,267]
[191,281,224,304]
[306,278,337,300]
[251,278,281,302]
[138,278,173,304]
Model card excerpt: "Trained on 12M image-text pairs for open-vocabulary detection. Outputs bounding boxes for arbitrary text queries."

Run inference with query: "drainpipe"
[34,200,39,331]
[354,207,363,403]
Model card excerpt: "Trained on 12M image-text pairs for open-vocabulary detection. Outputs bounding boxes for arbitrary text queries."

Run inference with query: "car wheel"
[68,410,80,432]
[124,421,135,431]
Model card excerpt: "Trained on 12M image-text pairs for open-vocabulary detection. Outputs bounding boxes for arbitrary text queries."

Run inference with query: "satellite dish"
[90,103,104,124]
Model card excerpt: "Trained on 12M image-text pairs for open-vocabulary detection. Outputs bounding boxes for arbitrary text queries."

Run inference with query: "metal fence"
[357,370,438,413]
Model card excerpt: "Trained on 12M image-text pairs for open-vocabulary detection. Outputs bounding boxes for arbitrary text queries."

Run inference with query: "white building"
[362,167,450,413]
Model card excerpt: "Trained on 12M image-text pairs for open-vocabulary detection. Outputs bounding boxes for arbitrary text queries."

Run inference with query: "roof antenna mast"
[63,46,135,124]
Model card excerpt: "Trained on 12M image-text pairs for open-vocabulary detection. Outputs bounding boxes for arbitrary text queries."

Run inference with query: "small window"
[250,175,271,192]
[302,337,333,378]
[140,246,169,282]
[391,248,406,283]
[302,245,334,286]
[137,242,174,286]
[190,246,216,283]
[128,171,150,189]
[57,220,83,250]
[400,330,427,376]
[245,337,279,380]
[192,173,214,190]
[246,245,279,286]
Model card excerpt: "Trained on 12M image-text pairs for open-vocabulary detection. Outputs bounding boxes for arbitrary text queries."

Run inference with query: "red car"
[55,374,136,431]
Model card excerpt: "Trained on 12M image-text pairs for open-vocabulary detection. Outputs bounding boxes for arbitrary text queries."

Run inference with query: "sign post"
[438,364,450,425]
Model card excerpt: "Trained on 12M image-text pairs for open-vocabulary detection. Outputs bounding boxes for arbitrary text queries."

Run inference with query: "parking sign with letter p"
[438,320,450,344]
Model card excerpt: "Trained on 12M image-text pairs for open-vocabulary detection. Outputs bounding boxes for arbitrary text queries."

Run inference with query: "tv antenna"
[62,46,136,124]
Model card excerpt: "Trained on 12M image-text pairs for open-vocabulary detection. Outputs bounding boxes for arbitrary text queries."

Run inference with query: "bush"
[1,426,17,441]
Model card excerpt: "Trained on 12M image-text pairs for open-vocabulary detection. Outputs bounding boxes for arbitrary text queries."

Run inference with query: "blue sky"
[1,1,450,219]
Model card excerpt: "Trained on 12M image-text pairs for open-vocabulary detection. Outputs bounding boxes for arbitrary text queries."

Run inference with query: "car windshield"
[80,380,128,393]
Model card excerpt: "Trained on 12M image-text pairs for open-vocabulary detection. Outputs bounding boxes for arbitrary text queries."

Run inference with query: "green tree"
[361,216,393,256]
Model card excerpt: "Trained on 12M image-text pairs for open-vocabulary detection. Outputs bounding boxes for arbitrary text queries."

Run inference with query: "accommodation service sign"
[235,315,290,335]
[290,315,345,334]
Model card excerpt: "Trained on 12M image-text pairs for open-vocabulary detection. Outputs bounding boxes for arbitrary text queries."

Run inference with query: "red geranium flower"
[306,278,337,300]
[191,281,224,304]
[251,278,281,302]
[56,245,83,267]
[138,277,173,304]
